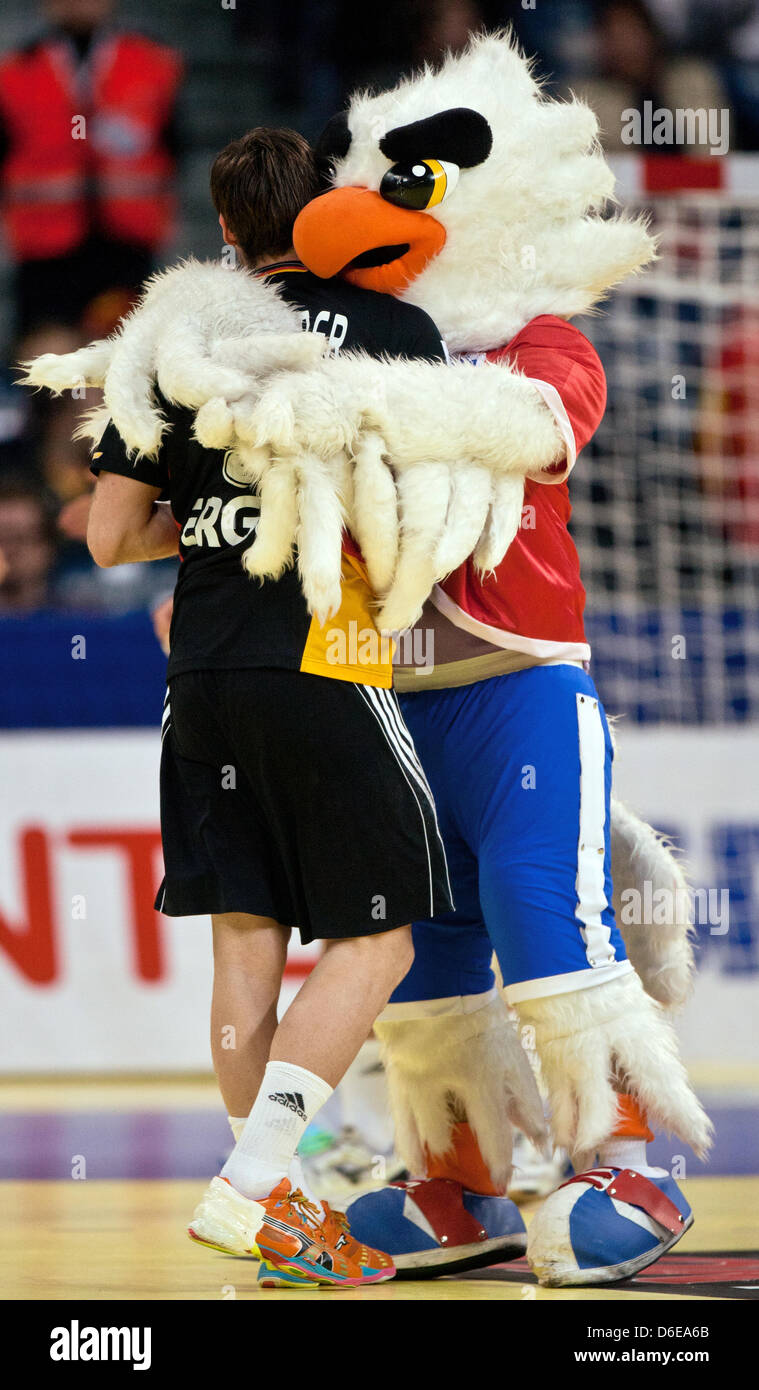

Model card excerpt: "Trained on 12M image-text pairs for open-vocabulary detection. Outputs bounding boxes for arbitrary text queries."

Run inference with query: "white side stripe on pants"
[575,691,616,968]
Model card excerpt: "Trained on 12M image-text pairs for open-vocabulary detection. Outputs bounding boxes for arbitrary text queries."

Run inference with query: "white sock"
[228,1117,323,1216]
[598,1137,666,1177]
[221,1061,333,1200]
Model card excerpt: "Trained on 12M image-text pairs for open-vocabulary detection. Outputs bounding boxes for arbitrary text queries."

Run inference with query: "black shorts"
[156,668,453,944]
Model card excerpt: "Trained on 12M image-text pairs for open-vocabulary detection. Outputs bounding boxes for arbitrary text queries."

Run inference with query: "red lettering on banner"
[0,822,317,986]
[67,827,165,982]
[0,827,57,983]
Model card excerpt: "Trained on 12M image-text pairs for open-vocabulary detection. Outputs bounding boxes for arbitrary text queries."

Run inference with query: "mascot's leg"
[345,700,547,1276]
[473,664,712,1286]
[348,920,544,1277]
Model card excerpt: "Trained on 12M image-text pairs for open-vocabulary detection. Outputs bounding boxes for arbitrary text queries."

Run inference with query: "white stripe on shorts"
[575,691,617,969]
[353,683,451,914]
[363,685,449,869]
[365,685,438,813]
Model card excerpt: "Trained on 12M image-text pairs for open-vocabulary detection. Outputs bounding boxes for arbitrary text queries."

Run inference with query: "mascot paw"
[376,593,426,639]
[127,415,167,460]
[194,397,236,449]
[346,1178,526,1279]
[247,385,296,451]
[527,1167,693,1287]
[248,372,357,460]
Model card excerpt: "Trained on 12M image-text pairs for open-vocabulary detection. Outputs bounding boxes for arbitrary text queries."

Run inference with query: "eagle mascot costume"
[23,32,710,1287]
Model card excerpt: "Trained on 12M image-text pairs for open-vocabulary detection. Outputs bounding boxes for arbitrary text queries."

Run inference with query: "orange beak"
[293,186,446,294]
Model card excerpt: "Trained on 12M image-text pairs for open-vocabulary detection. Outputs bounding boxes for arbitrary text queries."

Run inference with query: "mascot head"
[294,31,655,352]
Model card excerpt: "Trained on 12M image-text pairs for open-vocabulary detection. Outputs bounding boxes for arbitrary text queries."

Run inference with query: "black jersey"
[91,262,446,685]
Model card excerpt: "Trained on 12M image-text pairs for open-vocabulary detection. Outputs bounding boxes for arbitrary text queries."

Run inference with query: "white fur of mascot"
[21,31,711,1287]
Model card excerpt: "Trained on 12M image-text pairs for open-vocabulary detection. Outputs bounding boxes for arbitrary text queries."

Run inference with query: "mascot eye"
[379,158,459,211]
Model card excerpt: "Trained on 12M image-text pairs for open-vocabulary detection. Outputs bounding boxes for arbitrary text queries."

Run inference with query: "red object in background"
[0,828,57,984]
[67,827,166,981]
[642,156,724,193]
[0,825,315,986]
[0,35,182,261]
[702,309,759,548]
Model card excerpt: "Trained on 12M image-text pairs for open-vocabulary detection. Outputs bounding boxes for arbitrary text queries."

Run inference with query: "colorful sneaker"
[320,1202,395,1281]
[527,1167,694,1286]
[347,1177,527,1278]
[256,1182,396,1289]
[188,1175,264,1256]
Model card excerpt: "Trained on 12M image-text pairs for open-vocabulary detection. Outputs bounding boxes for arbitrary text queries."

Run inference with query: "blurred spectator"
[0,0,183,346]
[330,0,489,97]
[0,472,177,614]
[577,0,729,155]
[242,0,495,132]
[0,362,32,476]
[0,476,58,612]
[415,0,486,63]
[0,0,184,519]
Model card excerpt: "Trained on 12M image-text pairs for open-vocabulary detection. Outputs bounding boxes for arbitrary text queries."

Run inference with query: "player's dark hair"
[210,127,319,265]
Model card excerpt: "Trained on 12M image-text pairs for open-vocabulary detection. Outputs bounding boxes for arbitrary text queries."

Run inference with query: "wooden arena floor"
[2,1075,758,1302]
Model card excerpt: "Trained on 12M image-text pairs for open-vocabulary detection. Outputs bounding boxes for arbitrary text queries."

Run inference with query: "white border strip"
[609,152,759,199]
[505,960,633,1005]
[526,378,577,484]
[428,583,591,661]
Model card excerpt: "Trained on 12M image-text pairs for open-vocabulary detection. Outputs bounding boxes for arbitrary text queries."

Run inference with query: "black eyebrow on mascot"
[22,30,710,1287]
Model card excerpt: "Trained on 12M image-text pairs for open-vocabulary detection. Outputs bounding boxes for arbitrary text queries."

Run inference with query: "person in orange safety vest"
[0,1,183,337]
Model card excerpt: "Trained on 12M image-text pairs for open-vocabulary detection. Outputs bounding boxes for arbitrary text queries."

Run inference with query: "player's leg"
[470,663,710,1285]
[174,669,450,1286]
[271,928,414,1083]
[210,912,290,1121]
[222,924,413,1201]
[213,923,414,1183]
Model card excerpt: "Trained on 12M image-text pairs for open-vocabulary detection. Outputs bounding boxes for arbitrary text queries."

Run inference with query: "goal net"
[572,155,759,725]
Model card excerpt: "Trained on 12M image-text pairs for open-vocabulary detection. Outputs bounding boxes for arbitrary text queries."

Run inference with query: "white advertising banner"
[0,727,757,1072]
[0,731,319,1071]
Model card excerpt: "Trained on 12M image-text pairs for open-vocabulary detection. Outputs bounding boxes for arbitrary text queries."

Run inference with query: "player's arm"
[87,416,177,567]
[88,471,179,567]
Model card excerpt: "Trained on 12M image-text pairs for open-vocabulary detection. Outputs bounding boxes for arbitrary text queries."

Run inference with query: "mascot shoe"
[346,1177,526,1278]
[527,1167,693,1287]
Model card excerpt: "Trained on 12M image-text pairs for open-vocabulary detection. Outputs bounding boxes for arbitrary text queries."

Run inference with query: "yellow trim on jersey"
[300,553,395,688]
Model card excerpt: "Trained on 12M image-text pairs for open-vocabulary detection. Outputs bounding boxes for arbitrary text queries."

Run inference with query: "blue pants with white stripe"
[390,664,628,1006]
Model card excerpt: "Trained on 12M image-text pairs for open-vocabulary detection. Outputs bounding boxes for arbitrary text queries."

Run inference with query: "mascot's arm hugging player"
[23,34,711,1287]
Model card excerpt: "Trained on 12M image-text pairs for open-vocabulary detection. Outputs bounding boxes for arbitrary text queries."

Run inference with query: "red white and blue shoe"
[527,1167,693,1287]
[346,1177,526,1278]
